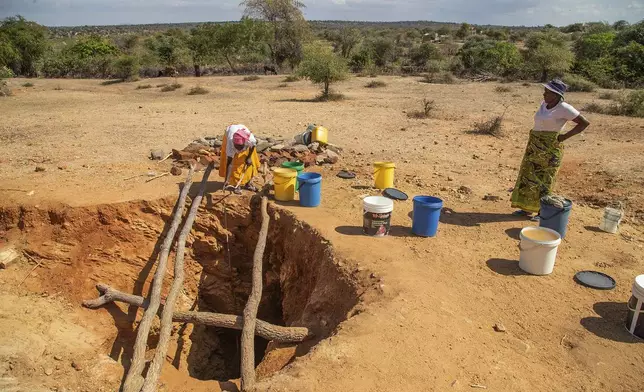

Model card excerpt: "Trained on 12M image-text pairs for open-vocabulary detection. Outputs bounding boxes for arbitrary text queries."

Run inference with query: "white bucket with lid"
[626,274,644,339]
[362,196,394,237]
[599,207,623,234]
[518,227,562,275]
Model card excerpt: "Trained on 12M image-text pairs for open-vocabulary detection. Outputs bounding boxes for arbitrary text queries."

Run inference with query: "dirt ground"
[0,75,643,392]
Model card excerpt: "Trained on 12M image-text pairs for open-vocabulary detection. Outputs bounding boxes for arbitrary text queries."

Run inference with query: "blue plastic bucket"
[298,172,322,207]
[539,199,572,239]
[412,196,443,237]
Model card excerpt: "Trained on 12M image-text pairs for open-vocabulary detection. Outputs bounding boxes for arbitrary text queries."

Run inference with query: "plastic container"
[297,172,322,207]
[373,162,395,190]
[411,196,443,237]
[273,168,297,202]
[518,227,562,275]
[626,275,644,339]
[281,161,304,190]
[539,199,572,239]
[363,196,394,237]
[599,207,623,234]
[311,126,328,145]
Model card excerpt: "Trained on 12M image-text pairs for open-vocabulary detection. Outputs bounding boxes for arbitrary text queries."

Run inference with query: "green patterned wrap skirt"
[510,131,564,213]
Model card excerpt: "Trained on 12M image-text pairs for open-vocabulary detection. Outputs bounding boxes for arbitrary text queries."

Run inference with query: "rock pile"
[167,135,342,175]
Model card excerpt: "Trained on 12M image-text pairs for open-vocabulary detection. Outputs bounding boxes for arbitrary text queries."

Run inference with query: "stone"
[256,142,272,153]
[210,139,223,147]
[44,367,54,376]
[170,166,182,176]
[483,195,501,202]
[0,247,20,269]
[326,144,343,154]
[292,144,309,153]
[458,186,472,195]
[71,361,82,371]
[149,149,165,160]
[267,137,276,143]
[493,323,506,332]
[58,164,68,170]
[54,355,63,361]
[270,144,285,152]
[308,142,320,152]
[324,150,340,164]
[35,166,46,172]
[315,155,326,165]
[434,141,439,145]
[447,176,454,181]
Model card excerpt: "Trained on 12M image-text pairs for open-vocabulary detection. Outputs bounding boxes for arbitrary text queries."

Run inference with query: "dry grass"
[407,98,435,119]
[160,83,182,92]
[277,83,289,88]
[100,79,126,86]
[469,116,504,137]
[0,81,11,97]
[53,85,63,91]
[282,75,299,83]
[136,84,152,90]
[583,90,644,118]
[564,74,597,92]
[22,82,34,88]
[242,75,261,82]
[495,85,512,93]
[156,83,167,88]
[187,86,209,95]
[365,80,387,88]
[315,92,346,102]
[598,91,618,100]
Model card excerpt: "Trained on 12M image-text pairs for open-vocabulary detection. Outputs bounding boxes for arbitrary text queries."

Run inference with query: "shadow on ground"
[440,208,528,227]
[335,225,413,238]
[486,258,530,276]
[580,302,642,343]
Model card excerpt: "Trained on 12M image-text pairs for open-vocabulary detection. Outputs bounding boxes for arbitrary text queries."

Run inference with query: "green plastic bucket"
[281,161,304,190]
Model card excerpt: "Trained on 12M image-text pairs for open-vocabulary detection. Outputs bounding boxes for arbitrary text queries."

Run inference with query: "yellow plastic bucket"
[311,126,328,145]
[273,168,298,201]
[373,162,395,189]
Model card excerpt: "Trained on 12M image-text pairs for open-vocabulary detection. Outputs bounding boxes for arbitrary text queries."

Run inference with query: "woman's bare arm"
[558,114,590,142]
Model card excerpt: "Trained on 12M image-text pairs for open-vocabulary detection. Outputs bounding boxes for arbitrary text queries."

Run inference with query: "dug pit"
[0,194,373,389]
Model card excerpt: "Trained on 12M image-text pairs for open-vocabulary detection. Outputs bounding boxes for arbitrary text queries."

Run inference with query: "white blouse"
[533,101,580,132]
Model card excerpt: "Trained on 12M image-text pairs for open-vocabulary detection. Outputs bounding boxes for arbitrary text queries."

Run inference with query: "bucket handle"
[627,301,644,314]
[274,178,295,187]
[537,208,566,221]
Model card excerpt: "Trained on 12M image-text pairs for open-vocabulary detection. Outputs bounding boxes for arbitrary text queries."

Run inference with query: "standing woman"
[511,79,590,218]
[219,124,261,194]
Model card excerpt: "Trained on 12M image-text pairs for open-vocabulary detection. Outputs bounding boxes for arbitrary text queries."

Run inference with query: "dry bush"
[598,91,618,100]
[583,102,607,114]
[584,90,644,118]
[187,86,209,95]
[470,116,504,137]
[277,83,288,88]
[0,81,11,97]
[100,79,125,86]
[22,82,34,88]
[407,98,435,119]
[522,82,531,87]
[365,80,387,88]
[495,85,512,93]
[54,85,63,91]
[136,84,152,90]
[161,83,182,92]
[282,75,299,82]
[156,83,167,88]
[242,75,260,81]
[564,74,597,92]
[314,92,346,102]
[419,72,456,84]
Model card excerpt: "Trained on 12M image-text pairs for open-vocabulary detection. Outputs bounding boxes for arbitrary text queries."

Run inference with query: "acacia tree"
[188,23,218,76]
[525,31,573,81]
[330,27,361,58]
[241,0,308,69]
[298,42,348,99]
[0,16,48,76]
[145,29,189,74]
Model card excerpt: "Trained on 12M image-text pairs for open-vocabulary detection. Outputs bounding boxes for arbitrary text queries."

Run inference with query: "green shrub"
[458,39,523,76]
[113,54,140,81]
[187,86,208,95]
[409,43,442,67]
[282,75,299,82]
[298,42,348,98]
[583,90,644,117]
[0,66,14,79]
[242,75,260,81]
[564,74,597,92]
[22,82,34,87]
[365,80,386,88]
[161,82,182,92]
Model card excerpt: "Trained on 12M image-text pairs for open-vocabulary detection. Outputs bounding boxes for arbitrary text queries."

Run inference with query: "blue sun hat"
[543,79,568,97]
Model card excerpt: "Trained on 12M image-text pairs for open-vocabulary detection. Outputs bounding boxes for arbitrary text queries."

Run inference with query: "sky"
[0,0,642,27]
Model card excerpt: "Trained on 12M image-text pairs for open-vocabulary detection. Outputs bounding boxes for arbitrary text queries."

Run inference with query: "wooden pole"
[82,283,311,343]
[241,196,269,391]
[122,165,195,392]
[140,163,214,392]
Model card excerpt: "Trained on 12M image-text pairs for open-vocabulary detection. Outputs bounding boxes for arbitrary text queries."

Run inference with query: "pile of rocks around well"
[165,134,342,174]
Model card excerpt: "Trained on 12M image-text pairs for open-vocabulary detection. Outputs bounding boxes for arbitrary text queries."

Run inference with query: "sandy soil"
[0,75,643,392]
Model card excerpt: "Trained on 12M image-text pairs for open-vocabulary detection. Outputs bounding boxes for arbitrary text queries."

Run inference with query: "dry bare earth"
[0,76,643,392]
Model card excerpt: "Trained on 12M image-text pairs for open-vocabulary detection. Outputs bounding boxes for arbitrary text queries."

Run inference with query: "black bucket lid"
[574,271,616,290]
[383,188,408,201]
[337,170,356,179]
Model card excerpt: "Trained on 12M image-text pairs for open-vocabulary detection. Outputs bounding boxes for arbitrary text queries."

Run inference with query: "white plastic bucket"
[363,196,394,237]
[518,227,562,275]
[626,275,644,339]
[599,207,622,234]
